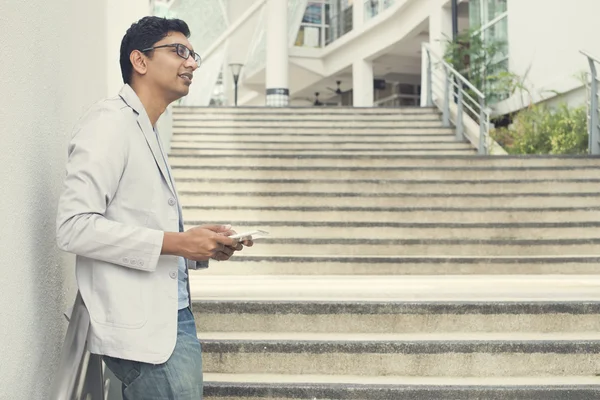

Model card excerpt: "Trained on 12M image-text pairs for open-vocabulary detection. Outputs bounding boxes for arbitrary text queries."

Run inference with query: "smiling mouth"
[179,74,193,84]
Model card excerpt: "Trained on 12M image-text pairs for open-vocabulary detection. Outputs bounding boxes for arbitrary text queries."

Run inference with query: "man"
[56,16,250,399]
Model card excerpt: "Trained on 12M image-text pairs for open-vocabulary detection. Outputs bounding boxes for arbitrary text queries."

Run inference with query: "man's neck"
[130,83,169,126]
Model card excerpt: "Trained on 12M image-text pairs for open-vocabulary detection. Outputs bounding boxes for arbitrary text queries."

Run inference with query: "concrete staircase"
[169,106,600,399]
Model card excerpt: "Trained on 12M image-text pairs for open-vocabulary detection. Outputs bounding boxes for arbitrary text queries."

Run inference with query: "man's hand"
[181,225,238,261]
[162,224,253,261]
[209,224,255,250]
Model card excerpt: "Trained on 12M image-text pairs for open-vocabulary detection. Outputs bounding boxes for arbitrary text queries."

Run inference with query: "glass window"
[365,0,379,20]
[295,25,323,48]
[469,0,482,27]
[468,0,509,104]
[325,0,353,45]
[487,0,507,21]
[470,0,507,29]
[485,16,508,61]
[297,0,355,48]
[364,0,395,21]
[303,2,323,24]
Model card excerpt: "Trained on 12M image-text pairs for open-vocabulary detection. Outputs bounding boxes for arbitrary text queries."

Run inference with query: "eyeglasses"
[141,44,202,66]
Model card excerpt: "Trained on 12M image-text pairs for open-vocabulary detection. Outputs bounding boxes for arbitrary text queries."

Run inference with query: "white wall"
[495,0,600,114]
[0,1,146,398]
[107,0,151,94]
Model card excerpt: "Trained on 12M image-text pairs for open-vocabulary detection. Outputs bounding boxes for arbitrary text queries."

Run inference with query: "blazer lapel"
[119,85,176,197]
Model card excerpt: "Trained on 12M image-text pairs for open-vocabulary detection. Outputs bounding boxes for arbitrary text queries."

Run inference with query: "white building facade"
[160,0,599,117]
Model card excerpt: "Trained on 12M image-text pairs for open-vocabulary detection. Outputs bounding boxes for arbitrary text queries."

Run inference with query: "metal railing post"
[424,44,489,152]
[478,97,487,155]
[426,49,433,107]
[588,58,600,155]
[443,66,451,126]
[81,354,108,400]
[456,83,464,141]
[50,292,108,400]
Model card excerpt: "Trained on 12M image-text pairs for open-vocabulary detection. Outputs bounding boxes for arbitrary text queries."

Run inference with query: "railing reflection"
[364,0,395,20]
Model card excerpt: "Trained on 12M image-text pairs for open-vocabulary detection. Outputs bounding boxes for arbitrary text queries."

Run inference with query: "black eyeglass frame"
[140,44,202,66]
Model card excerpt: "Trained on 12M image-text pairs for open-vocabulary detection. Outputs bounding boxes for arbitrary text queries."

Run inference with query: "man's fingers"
[212,251,233,261]
[226,242,243,251]
[214,234,238,248]
[201,224,232,233]
[242,239,254,247]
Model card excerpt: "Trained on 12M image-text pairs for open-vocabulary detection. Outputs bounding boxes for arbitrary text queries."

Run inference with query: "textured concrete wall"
[508,0,600,97]
[107,0,151,95]
[0,1,120,398]
[495,0,600,113]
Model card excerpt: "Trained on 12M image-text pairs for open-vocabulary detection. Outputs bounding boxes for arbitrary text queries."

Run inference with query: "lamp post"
[229,63,243,106]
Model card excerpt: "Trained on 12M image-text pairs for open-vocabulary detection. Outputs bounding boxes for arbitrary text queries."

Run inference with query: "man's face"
[144,31,199,101]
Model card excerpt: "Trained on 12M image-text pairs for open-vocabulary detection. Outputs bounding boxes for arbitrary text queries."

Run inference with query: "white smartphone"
[229,229,269,241]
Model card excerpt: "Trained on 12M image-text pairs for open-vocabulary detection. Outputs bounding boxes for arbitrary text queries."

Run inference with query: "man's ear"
[130,50,148,77]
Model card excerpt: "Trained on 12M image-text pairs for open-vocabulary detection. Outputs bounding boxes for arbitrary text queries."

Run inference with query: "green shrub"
[491,104,588,154]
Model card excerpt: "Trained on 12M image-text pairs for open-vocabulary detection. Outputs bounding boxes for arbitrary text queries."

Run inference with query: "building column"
[421,4,453,106]
[429,4,453,55]
[352,59,374,107]
[265,0,289,106]
[353,0,364,30]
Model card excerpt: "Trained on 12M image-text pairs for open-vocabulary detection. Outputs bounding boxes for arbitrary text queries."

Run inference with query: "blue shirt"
[154,128,189,310]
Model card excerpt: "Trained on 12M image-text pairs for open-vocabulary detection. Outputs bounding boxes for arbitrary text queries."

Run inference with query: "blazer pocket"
[90,263,148,328]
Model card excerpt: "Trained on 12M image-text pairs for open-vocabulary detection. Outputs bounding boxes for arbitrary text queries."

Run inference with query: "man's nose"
[185,56,199,71]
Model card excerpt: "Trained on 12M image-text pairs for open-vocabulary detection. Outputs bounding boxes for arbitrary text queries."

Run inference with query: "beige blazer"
[56,85,207,364]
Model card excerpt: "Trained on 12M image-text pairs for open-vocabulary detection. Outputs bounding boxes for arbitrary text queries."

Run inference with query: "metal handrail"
[581,50,600,65]
[580,50,600,155]
[424,46,485,100]
[50,292,108,400]
[423,43,490,155]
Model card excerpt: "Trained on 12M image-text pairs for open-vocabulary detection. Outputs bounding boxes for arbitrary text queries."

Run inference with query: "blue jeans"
[103,308,203,399]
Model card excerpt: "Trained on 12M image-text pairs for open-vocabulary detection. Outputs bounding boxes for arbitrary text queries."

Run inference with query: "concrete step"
[168,155,600,169]
[189,275,600,301]
[198,237,600,256]
[171,146,478,156]
[181,206,600,224]
[170,149,477,156]
[175,178,600,194]
[183,222,600,240]
[169,148,477,156]
[173,120,445,128]
[179,192,600,208]
[170,135,459,144]
[198,331,600,377]
[173,106,438,115]
[170,165,600,180]
[195,255,600,275]
[171,129,467,139]
[192,300,600,333]
[172,127,453,135]
[173,112,441,121]
[204,374,600,400]
[170,141,468,150]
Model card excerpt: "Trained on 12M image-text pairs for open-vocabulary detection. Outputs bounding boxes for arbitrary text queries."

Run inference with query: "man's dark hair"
[120,16,191,85]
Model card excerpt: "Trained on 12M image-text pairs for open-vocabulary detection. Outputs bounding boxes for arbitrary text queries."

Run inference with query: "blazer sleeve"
[56,109,164,272]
